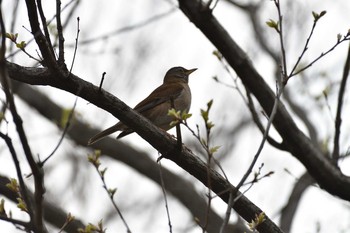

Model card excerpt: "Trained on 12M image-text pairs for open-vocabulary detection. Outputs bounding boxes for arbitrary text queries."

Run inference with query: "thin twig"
[219,190,233,233]
[70,7,176,47]
[0,6,37,229]
[56,0,65,64]
[93,166,132,233]
[8,0,20,60]
[275,0,288,84]
[288,17,318,80]
[235,86,283,191]
[332,43,350,163]
[40,96,78,165]
[36,0,55,59]
[0,133,33,232]
[0,215,31,229]
[234,0,286,196]
[158,161,173,233]
[291,36,350,78]
[182,122,229,180]
[67,17,80,77]
[6,0,76,60]
[98,72,106,92]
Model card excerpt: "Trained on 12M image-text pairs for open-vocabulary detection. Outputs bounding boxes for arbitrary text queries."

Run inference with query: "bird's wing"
[134,83,184,113]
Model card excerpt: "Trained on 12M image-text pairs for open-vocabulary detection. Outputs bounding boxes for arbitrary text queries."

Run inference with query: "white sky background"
[1,0,350,232]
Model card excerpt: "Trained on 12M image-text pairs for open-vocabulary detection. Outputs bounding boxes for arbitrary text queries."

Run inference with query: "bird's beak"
[185,68,197,75]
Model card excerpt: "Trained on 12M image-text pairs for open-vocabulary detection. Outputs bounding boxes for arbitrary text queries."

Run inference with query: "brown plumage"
[88,66,196,145]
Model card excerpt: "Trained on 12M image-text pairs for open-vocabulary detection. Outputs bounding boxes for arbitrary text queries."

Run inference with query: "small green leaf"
[209,145,221,154]
[248,212,266,230]
[108,188,117,198]
[319,10,327,17]
[181,112,192,121]
[266,19,279,32]
[5,33,18,42]
[337,33,342,42]
[99,167,107,177]
[16,41,26,49]
[6,178,19,193]
[16,198,28,212]
[312,10,326,22]
[88,150,101,168]
[60,108,73,128]
[212,50,223,60]
[206,121,215,129]
[201,138,207,147]
[168,108,178,117]
[0,199,6,216]
[207,99,213,110]
[200,109,208,122]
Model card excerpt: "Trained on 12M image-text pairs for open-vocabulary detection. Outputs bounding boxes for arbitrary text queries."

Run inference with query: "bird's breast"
[147,83,191,131]
[173,84,191,112]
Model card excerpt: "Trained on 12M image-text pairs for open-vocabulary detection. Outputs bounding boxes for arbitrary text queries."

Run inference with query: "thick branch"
[332,43,350,163]
[178,0,350,200]
[6,62,282,233]
[11,81,245,233]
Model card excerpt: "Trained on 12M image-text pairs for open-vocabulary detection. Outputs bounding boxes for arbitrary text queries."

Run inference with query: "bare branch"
[36,0,55,57]
[332,43,350,163]
[280,172,314,232]
[0,215,31,229]
[24,0,57,69]
[0,133,33,232]
[6,62,282,232]
[11,81,243,233]
[0,7,47,232]
[177,0,350,201]
[70,7,176,47]
[158,162,173,233]
[56,0,65,64]
[68,17,80,75]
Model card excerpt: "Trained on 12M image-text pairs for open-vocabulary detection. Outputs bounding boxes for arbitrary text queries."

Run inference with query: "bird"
[88,66,197,145]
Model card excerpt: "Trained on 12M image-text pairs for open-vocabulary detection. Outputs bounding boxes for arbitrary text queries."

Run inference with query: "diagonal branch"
[178,0,350,201]
[280,172,314,233]
[24,0,57,69]
[6,62,282,233]
[332,43,350,163]
[56,0,65,64]
[11,81,247,233]
[0,6,41,232]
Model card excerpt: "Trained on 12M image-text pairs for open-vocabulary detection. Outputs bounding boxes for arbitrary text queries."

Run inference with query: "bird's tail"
[88,124,121,145]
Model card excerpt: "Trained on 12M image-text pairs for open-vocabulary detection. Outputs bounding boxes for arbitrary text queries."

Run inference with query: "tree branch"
[178,0,350,200]
[280,172,314,233]
[24,0,57,69]
[0,175,85,233]
[6,62,282,233]
[11,79,247,233]
[0,7,46,233]
[332,43,350,163]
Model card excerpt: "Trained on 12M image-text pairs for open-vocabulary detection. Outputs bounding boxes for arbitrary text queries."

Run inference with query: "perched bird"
[88,66,197,145]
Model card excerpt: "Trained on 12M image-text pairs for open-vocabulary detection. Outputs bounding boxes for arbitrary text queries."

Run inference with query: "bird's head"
[163,66,197,83]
